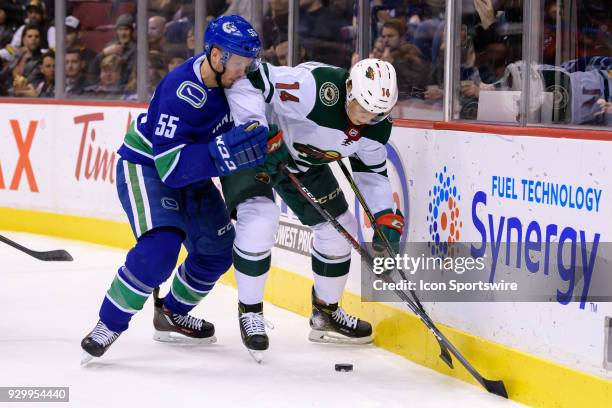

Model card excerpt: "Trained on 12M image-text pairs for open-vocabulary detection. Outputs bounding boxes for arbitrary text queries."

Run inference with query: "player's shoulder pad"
[307,64,348,115]
[362,115,393,145]
[310,64,349,91]
[159,63,209,109]
[246,62,271,98]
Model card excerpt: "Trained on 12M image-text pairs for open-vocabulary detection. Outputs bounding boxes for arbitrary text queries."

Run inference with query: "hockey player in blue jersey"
[81,15,267,364]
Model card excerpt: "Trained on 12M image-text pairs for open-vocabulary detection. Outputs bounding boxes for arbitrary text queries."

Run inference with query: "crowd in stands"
[0,0,198,99]
[0,0,608,126]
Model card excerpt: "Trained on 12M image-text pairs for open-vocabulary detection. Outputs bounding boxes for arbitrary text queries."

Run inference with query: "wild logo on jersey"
[294,143,342,165]
[319,82,339,107]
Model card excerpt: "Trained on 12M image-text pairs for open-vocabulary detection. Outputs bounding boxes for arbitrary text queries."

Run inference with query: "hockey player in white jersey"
[221,58,403,361]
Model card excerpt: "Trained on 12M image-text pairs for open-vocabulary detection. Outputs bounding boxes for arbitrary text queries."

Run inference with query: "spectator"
[14,49,53,97]
[148,15,167,52]
[83,54,125,99]
[382,43,429,100]
[125,50,167,99]
[63,16,96,68]
[89,13,136,86]
[0,2,21,47]
[165,46,190,72]
[185,26,195,55]
[412,0,445,62]
[147,0,181,22]
[164,0,195,46]
[273,39,307,66]
[0,1,22,33]
[147,50,167,92]
[9,0,51,50]
[298,0,352,67]
[380,18,406,52]
[369,37,385,59]
[46,16,97,70]
[424,23,482,118]
[471,0,523,74]
[224,0,269,24]
[65,47,88,97]
[1,23,42,95]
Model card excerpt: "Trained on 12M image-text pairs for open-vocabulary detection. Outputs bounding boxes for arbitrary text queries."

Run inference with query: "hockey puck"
[335,363,353,372]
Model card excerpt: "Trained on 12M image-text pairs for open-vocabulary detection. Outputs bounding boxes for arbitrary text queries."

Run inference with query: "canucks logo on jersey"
[176,81,207,108]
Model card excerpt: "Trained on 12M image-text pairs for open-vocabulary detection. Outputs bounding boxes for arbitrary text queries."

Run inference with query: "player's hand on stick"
[372,208,404,252]
[254,124,295,183]
[209,121,268,176]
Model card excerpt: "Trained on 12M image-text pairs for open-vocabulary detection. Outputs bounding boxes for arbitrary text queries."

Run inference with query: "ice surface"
[0,232,523,407]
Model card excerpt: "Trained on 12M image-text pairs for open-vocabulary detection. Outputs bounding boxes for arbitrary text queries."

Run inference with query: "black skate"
[309,288,373,344]
[152,288,216,344]
[81,320,121,365]
[238,301,273,363]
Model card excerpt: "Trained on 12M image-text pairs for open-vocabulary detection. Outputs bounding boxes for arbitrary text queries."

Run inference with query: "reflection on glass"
[298,0,354,69]
[454,0,524,123]
[370,1,445,120]
[260,0,289,65]
[533,0,612,128]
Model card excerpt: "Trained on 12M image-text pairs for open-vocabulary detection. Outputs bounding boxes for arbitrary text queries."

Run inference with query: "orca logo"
[161,197,180,211]
[222,22,240,35]
[176,81,207,108]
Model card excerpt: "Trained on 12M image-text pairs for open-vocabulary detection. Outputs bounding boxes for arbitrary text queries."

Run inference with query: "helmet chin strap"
[206,51,226,87]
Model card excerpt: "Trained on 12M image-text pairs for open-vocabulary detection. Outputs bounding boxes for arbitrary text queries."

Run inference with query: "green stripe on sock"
[171,274,208,305]
[312,255,350,278]
[107,275,148,312]
[233,248,270,277]
[127,162,148,235]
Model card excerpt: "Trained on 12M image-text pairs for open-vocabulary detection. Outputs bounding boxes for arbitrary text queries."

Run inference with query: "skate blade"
[153,330,217,345]
[308,329,373,345]
[248,349,264,364]
[80,351,95,366]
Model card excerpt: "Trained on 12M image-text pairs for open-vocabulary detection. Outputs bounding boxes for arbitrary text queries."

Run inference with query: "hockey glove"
[209,121,268,176]
[253,124,294,184]
[372,209,404,252]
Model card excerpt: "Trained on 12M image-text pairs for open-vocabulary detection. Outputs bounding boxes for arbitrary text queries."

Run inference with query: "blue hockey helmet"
[204,15,261,71]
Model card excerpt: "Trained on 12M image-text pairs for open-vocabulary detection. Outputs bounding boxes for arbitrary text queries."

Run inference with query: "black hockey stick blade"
[0,234,73,261]
[279,163,508,397]
[337,161,455,370]
[439,347,453,368]
[483,379,508,398]
[33,249,74,261]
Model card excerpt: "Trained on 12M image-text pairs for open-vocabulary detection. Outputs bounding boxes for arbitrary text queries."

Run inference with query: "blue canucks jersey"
[118,54,234,188]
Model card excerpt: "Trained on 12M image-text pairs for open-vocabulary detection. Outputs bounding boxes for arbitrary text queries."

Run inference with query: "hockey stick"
[279,163,508,398]
[0,234,73,261]
[336,160,453,368]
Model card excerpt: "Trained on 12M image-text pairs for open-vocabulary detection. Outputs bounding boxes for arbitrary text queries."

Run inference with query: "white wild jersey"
[226,62,395,214]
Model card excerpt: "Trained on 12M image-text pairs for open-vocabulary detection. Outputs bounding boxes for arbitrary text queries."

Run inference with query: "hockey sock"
[233,244,271,305]
[163,249,233,315]
[311,248,350,305]
[99,228,183,332]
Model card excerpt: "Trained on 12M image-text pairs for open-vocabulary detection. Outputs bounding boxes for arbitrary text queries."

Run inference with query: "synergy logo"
[427,166,462,256]
[356,142,409,242]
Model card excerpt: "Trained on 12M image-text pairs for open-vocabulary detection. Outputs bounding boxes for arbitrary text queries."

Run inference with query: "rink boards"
[0,100,610,407]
